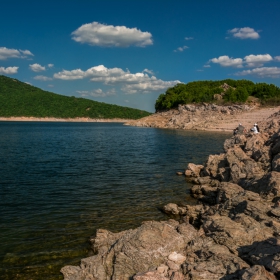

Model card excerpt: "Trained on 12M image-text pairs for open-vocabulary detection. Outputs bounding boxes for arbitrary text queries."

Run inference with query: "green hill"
[155,79,280,111]
[0,75,151,119]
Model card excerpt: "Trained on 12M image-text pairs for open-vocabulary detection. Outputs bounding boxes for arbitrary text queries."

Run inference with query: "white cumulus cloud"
[0,66,19,74]
[77,88,116,98]
[0,47,34,60]
[228,27,260,39]
[210,55,243,68]
[122,79,179,94]
[174,46,189,52]
[19,49,34,57]
[71,22,153,47]
[54,65,180,94]
[274,56,280,62]
[54,65,124,80]
[210,53,275,68]
[29,63,46,72]
[235,67,280,78]
[185,37,193,40]
[143,69,154,75]
[0,48,20,60]
[244,54,273,67]
[33,75,52,81]
[54,68,85,80]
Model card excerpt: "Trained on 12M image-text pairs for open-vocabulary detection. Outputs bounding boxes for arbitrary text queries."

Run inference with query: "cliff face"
[61,110,280,280]
[125,104,280,132]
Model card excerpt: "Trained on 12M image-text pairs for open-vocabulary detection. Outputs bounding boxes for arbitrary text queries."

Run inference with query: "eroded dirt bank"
[61,108,280,279]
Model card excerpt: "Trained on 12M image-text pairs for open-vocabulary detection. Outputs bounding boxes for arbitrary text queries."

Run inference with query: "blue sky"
[1,0,280,112]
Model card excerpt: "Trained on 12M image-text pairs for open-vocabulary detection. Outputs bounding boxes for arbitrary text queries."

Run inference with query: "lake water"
[0,122,230,279]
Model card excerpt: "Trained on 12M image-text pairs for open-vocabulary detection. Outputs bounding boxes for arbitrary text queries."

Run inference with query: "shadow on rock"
[237,237,280,278]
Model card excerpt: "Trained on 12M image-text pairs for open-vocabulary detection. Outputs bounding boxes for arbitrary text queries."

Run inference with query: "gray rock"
[133,271,169,280]
[272,140,280,155]
[238,265,277,280]
[184,237,249,279]
[184,163,204,177]
[202,213,274,254]
[216,182,244,203]
[166,260,180,271]
[169,271,184,280]
[270,207,280,217]
[157,264,168,275]
[272,154,280,172]
[162,203,186,216]
[238,238,280,274]
[224,134,247,151]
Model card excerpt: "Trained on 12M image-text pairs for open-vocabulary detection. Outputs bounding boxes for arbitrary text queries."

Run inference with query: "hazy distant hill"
[0,75,151,119]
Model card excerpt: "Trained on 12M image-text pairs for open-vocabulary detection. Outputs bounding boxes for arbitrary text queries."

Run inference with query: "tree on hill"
[155,79,280,111]
[223,87,249,103]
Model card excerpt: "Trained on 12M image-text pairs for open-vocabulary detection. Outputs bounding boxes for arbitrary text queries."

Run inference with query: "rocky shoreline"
[125,104,280,133]
[61,109,280,280]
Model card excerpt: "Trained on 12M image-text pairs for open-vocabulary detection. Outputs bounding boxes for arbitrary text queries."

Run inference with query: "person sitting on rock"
[251,123,259,134]
[233,123,245,135]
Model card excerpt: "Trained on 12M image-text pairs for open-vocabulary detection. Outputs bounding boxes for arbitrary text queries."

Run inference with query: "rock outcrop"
[61,111,280,280]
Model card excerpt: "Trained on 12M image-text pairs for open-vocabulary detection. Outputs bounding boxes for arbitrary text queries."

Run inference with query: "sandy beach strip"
[0,117,131,122]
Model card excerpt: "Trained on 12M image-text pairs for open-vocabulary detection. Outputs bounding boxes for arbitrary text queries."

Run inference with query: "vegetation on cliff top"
[0,75,151,119]
[155,79,280,111]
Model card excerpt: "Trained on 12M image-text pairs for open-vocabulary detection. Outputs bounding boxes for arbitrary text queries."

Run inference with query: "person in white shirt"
[251,123,259,134]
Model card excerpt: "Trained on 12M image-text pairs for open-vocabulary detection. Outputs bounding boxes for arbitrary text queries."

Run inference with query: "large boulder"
[243,171,280,197]
[201,153,230,181]
[224,134,247,151]
[202,213,274,255]
[183,236,249,279]
[61,220,199,280]
[225,146,265,183]
[190,184,219,204]
[216,182,245,203]
[244,134,271,171]
[162,203,186,217]
[184,163,204,177]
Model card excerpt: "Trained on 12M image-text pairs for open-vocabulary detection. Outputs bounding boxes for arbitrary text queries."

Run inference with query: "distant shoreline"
[0,117,131,123]
[0,116,233,132]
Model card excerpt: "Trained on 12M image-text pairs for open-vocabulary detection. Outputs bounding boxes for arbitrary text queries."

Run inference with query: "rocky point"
[125,103,280,132]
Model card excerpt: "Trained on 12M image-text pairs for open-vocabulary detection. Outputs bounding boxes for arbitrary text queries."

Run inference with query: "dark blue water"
[0,122,230,279]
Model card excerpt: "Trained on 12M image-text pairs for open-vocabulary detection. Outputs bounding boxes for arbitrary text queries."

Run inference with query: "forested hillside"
[155,79,280,111]
[0,75,151,119]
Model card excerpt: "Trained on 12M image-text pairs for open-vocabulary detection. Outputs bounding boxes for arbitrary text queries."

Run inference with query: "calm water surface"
[0,122,230,279]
